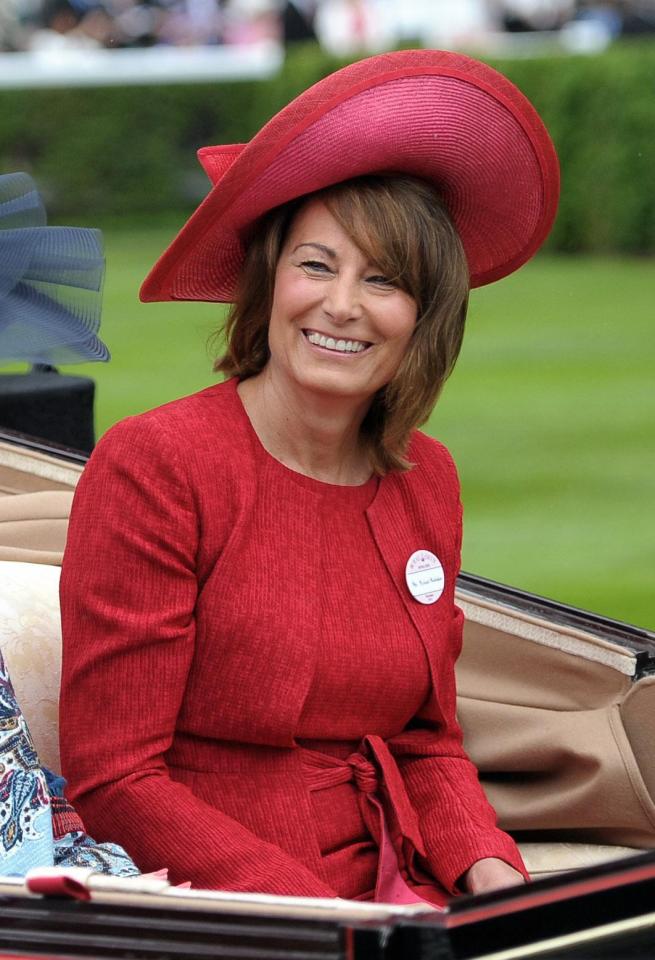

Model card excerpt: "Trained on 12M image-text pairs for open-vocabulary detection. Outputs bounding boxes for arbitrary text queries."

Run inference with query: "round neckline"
[229,377,379,507]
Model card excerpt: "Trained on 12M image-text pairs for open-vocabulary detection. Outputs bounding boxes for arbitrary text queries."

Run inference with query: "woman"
[59,49,559,905]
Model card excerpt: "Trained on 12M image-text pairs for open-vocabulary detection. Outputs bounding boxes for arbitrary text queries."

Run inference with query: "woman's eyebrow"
[292,242,337,258]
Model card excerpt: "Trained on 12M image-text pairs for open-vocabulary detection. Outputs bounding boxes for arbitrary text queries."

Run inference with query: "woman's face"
[266,198,417,404]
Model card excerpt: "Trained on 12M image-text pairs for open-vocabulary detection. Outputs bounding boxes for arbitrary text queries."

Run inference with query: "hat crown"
[141,49,559,303]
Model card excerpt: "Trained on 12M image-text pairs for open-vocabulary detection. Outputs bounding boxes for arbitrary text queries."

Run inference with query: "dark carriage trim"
[0,896,353,960]
[5,854,655,960]
[0,427,88,467]
[435,849,655,958]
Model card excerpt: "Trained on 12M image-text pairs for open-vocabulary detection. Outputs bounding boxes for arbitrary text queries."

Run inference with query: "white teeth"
[305,332,368,353]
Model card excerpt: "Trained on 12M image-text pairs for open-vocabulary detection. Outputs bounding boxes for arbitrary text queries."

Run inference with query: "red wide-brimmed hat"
[140,49,559,303]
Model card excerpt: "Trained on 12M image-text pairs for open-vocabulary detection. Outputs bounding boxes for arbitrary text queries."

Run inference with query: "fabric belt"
[300,734,428,904]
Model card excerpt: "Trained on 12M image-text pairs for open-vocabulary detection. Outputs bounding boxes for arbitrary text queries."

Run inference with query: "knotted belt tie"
[301,749,377,794]
[300,734,427,902]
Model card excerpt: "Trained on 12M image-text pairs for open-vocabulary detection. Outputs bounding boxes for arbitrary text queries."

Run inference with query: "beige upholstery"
[0,436,81,565]
[620,676,655,801]
[519,841,642,879]
[0,560,62,772]
[0,491,74,565]
[457,590,655,850]
[0,440,82,496]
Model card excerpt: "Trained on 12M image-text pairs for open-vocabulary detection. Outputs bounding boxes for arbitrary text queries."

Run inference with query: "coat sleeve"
[387,611,528,894]
[59,415,335,897]
[387,472,527,895]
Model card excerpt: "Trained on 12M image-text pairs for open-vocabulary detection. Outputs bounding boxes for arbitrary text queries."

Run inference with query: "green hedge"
[2,41,654,252]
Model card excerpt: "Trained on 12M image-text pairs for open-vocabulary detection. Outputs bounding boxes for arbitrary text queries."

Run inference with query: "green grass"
[432,256,654,629]
[6,222,652,629]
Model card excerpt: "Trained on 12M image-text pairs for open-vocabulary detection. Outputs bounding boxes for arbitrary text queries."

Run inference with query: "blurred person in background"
[496,0,575,31]
[27,0,104,49]
[74,3,119,46]
[315,0,392,55]
[156,0,225,46]
[571,0,624,38]
[280,0,317,45]
[414,0,496,49]
[559,1,655,45]
[624,3,655,34]
[0,0,36,50]
[222,0,279,46]
[106,0,168,47]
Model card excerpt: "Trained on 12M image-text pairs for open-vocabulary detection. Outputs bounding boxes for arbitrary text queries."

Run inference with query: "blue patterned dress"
[0,651,138,877]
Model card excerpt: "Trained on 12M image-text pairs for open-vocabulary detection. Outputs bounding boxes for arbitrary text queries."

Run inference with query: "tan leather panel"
[0,441,82,495]
[621,676,655,801]
[458,618,632,711]
[457,598,655,848]
[0,491,74,565]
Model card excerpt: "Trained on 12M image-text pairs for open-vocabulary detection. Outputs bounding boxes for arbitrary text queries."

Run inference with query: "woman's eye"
[300,260,331,273]
[366,275,395,287]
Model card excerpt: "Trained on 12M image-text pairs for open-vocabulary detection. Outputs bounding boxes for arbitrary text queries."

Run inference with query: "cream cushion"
[519,841,642,879]
[0,560,62,772]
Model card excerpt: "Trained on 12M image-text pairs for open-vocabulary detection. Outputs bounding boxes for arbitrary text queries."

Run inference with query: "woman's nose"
[323,275,362,323]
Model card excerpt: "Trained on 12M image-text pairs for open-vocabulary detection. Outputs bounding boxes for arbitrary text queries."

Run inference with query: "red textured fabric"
[50,795,85,839]
[59,378,525,900]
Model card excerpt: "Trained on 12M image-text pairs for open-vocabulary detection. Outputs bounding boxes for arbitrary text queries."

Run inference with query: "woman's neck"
[237,370,373,486]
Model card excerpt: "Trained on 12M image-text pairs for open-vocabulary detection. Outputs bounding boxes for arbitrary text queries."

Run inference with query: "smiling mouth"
[303,330,372,354]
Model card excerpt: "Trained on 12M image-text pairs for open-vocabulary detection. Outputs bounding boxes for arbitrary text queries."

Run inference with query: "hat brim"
[140,49,559,303]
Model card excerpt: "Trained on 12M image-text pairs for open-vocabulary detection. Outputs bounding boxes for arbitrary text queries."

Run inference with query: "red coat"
[59,378,524,899]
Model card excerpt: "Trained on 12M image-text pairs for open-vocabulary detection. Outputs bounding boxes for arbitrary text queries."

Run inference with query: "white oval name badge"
[405,550,445,605]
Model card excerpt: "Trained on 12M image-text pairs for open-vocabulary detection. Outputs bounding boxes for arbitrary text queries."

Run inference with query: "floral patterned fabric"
[0,648,138,877]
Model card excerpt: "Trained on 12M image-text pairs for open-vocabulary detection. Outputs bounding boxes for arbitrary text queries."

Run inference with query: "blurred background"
[0,0,653,626]
[2,0,655,54]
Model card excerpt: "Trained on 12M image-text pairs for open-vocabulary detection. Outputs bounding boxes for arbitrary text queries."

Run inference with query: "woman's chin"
[287,365,378,405]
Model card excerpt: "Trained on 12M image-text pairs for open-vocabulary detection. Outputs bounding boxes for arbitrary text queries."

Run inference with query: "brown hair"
[215,174,469,474]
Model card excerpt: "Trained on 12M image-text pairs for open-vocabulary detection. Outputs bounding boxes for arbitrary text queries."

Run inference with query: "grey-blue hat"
[0,172,109,364]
